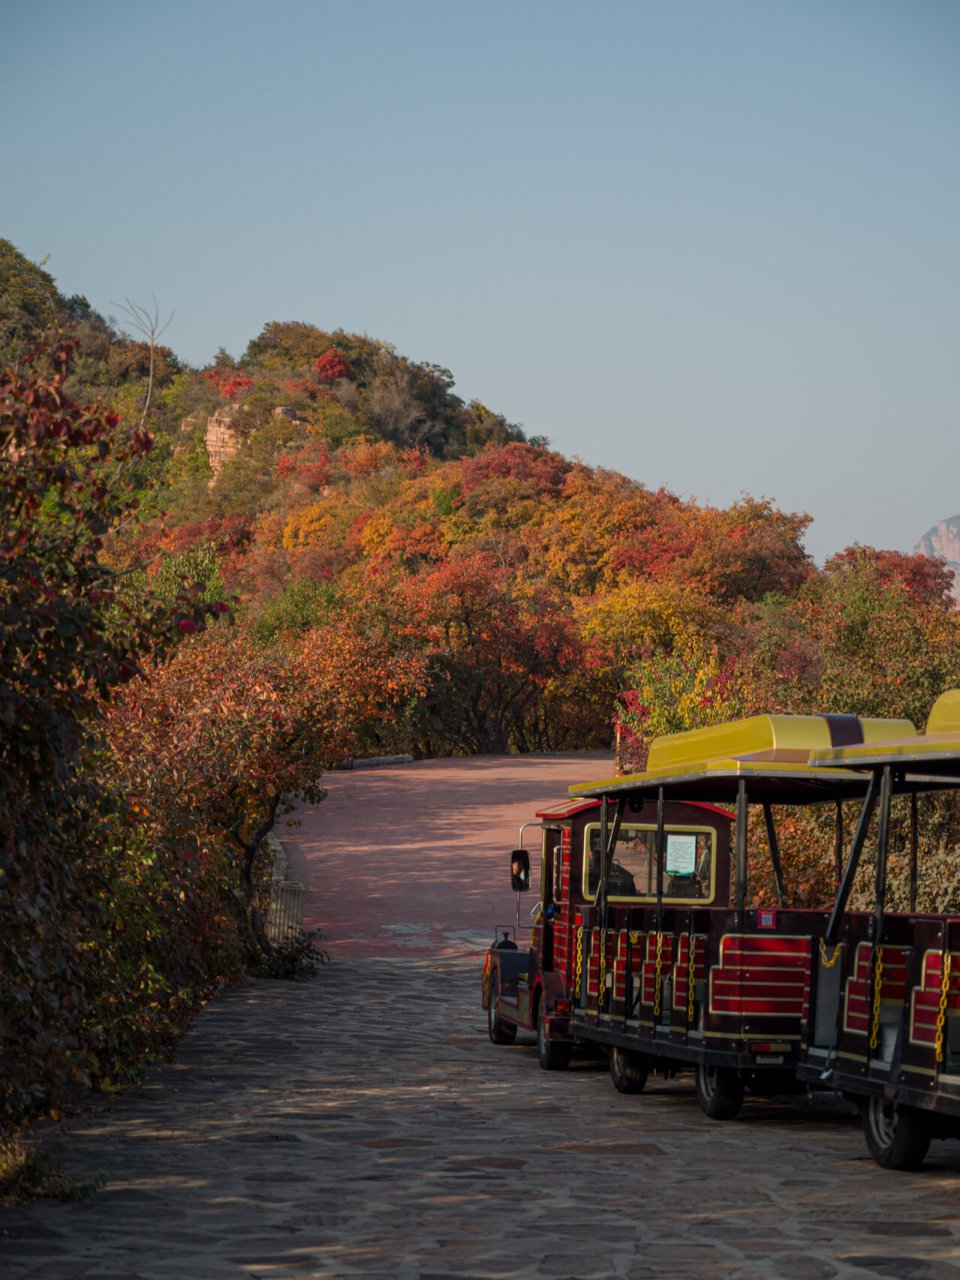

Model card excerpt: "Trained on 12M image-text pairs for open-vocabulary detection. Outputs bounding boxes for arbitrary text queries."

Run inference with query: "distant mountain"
[917,516,960,603]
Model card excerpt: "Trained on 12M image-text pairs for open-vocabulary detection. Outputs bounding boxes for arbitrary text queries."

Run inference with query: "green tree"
[0,239,62,366]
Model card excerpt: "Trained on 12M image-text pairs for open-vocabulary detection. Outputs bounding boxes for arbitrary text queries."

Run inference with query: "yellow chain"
[627,931,641,1019]
[574,926,583,1000]
[687,932,696,1024]
[868,946,884,1052]
[935,952,952,1065]
[653,931,664,1018]
[819,937,843,969]
[598,929,607,1010]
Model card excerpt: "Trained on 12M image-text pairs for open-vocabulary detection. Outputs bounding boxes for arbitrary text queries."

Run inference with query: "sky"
[2,0,958,564]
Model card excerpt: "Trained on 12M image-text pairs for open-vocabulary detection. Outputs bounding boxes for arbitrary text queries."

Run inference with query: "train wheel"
[695,1063,744,1120]
[609,1046,649,1094]
[487,980,517,1045]
[862,1095,932,1171]
[537,1007,572,1070]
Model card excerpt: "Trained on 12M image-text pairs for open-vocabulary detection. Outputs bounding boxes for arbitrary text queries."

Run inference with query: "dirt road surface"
[4,755,960,1280]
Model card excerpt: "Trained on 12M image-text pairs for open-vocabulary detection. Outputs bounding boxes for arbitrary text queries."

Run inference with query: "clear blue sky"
[3,0,958,563]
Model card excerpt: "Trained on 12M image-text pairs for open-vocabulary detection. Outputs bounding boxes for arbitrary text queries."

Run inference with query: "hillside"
[4,238,960,1136]
[3,234,957,761]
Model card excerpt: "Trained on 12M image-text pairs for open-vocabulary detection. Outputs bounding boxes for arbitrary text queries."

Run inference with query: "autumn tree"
[0,335,214,1128]
[0,239,64,366]
[106,618,426,955]
[395,551,581,754]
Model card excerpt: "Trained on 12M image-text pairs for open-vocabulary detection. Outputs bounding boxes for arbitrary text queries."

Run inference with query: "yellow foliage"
[282,499,349,550]
[357,509,396,559]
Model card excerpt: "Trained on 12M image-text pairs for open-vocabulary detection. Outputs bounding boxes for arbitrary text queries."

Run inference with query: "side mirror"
[510,849,531,892]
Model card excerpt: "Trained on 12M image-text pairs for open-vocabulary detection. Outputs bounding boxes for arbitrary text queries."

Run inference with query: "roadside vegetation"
[3,237,959,1177]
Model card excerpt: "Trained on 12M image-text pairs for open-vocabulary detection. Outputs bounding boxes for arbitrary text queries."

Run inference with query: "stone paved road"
[5,758,960,1280]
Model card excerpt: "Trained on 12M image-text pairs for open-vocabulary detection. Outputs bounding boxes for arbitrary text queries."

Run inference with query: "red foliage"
[276,441,332,493]
[611,515,694,578]
[408,552,580,676]
[393,551,582,752]
[281,377,323,401]
[460,442,571,497]
[826,546,956,608]
[315,348,354,383]
[286,546,342,583]
[0,334,206,738]
[160,516,254,558]
[612,498,812,602]
[205,368,254,399]
[374,519,447,568]
[338,439,397,477]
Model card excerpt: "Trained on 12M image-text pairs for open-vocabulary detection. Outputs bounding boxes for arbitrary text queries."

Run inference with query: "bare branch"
[113,295,175,434]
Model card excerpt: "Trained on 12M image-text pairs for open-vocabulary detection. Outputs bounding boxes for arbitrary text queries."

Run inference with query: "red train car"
[798,689,960,1168]
[483,710,912,1120]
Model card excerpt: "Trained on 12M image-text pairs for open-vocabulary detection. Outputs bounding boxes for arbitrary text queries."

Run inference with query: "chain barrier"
[653,930,664,1018]
[868,945,884,1052]
[818,937,843,969]
[598,929,608,1012]
[687,932,697,1025]
[574,926,583,1001]
[935,951,952,1065]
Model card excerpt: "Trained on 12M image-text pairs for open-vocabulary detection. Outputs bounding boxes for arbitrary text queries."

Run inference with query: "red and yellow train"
[482,691,960,1169]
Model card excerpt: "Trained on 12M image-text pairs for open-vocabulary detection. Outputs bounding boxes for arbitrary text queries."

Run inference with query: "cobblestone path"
[5,758,960,1279]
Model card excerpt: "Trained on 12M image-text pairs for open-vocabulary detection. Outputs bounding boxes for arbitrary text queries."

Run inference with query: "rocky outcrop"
[205,406,244,478]
[917,516,960,603]
[178,404,311,485]
[272,406,307,426]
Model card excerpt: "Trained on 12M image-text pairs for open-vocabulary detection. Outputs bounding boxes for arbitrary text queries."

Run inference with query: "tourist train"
[482,691,960,1169]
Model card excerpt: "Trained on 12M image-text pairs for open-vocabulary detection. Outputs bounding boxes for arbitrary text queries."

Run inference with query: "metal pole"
[910,791,919,913]
[600,795,609,929]
[823,771,880,947]
[735,779,748,917]
[655,786,665,933]
[762,802,787,907]
[603,800,623,930]
[871,766,893,942]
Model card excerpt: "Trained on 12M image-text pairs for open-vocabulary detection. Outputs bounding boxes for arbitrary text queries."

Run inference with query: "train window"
[584,824,715,904]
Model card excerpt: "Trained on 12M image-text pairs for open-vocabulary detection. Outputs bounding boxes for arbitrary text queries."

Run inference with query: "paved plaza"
[4,757,960,1279]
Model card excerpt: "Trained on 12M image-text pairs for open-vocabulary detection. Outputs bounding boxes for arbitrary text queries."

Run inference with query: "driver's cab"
[509,801,730,913]
[505,799,732,984]
[487,797,732,1045]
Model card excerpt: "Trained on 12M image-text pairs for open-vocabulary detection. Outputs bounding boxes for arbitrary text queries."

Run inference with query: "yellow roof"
[810,690,960,777]
[644,714,914,773]
[570,713,915,806]
[927,688,960,736]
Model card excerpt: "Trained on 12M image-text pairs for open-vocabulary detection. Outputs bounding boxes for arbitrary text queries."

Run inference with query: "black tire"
[862,1095,932,1171]
[695,1062,745,1120]
[609,1046,649,1094]
[537,1006,572,1071]
[487,978,517,1045]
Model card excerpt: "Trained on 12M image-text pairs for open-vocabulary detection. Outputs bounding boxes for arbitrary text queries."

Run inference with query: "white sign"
[666,833,697,875]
